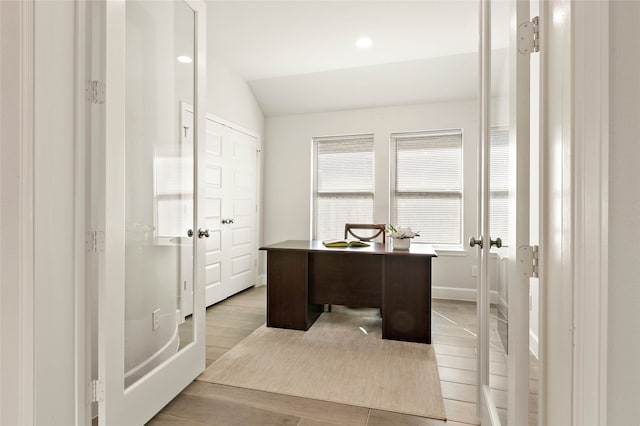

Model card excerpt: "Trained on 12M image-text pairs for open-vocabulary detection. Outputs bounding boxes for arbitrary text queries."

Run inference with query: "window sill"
[398,242,468,256]
[432,246,468,257]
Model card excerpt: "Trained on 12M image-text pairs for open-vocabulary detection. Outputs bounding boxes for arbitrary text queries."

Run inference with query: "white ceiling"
[207,1,508,116]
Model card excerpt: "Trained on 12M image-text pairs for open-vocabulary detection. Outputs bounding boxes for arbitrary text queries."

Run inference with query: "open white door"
[474,0,533,424]
[97,0,207,424]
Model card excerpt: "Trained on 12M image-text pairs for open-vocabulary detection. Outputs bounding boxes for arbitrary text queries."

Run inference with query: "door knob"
[490,237,502,248]
[221,218,235,224]
[469,236,483,248]
[198,228,210,238]
[187,229,194,238]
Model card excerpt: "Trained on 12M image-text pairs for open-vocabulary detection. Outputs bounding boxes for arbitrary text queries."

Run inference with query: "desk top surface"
[260,240,437,257]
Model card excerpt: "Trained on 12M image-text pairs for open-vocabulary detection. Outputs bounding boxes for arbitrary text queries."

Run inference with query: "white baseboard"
[256,274,266,286]
[433,286,477,301]
[432,286,500,305]
[529,329,539,359]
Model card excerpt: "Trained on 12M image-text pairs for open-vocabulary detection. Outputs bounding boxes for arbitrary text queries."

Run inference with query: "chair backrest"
[344,223,386,243]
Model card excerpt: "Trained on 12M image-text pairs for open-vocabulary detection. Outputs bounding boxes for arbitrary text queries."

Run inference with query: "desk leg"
[266,250,322,330]
[383,256,431,343]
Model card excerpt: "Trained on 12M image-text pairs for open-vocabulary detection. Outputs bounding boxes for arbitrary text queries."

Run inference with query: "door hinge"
[517,245,539,278]
[87,80,106,104]
[86,231,105,253]
[518,16,540,54]
[91,379,104,403]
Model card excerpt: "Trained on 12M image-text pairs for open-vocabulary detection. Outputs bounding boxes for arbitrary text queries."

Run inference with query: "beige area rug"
[197,310,446,420]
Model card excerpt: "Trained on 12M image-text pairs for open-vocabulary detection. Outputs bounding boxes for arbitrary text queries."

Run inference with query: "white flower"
[387,225,420,239]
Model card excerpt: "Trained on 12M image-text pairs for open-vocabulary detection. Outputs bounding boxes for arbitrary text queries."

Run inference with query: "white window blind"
[313,135,374,240]
[490,128,509,246]
[391,130,463,246]
[154,144,194,237]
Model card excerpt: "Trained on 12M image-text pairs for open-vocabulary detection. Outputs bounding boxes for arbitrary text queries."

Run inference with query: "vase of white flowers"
[387,225,420,250]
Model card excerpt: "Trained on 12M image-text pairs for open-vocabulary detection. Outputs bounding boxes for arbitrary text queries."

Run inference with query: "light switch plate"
[471,265,479,277]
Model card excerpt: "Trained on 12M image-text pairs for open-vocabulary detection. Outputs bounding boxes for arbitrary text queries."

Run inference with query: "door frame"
[539,0,610,424]
[572,0,609,422]
[572,3,610,423]
[0,1,35,425]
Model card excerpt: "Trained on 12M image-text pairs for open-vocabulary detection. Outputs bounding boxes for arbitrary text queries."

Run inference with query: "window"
[312,134,374,240]
[490,127,509,246]
[154,144,193,238]
[391,130,463,247]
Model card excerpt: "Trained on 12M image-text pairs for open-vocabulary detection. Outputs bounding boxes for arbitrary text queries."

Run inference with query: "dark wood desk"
[259,240,437,344]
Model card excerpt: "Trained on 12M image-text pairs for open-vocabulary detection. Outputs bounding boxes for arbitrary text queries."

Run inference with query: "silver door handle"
[198,228,210,238]
[221,219,235,224]
[490,237,502,248]
[469,236,483,248]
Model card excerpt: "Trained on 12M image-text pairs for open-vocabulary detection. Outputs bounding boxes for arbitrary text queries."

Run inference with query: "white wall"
[34,2,77,424]
[1,1,34,425]
[608,2,640,423]
[264,100,502,296]
[207,60,264,137]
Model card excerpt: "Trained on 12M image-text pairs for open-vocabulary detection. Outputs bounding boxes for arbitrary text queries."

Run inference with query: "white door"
[222,126,258,297]
[203,118,258,307]
[203,118,226,306]
[474,0,533,424]
[98,1,207,424]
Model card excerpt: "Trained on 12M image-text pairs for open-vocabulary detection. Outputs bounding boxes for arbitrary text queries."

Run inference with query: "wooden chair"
[344,223,386,244]
[325,224,386,314]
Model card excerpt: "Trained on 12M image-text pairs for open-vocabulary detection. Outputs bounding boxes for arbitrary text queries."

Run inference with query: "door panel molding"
[545,1,610,424]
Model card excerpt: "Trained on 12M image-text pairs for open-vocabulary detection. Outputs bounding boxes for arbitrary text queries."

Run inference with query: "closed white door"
[201,117,258,307]
[203,118,226,306]
[222,126,258,297]
[98,1,207,424]
[474,0,533,424]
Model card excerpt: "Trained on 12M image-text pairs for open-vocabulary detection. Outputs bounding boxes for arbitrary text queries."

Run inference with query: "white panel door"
[181,114,257,309]
[222,127,258,296]
[98,1,207,424]
[204,118,226,306]
[475,0,532,424]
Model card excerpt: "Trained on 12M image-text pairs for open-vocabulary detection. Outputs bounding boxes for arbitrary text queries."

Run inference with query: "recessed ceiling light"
[177,56,193,64]
[355,37,373,49]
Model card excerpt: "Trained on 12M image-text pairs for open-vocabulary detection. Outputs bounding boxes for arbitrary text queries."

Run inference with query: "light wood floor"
[147,286,538,426]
